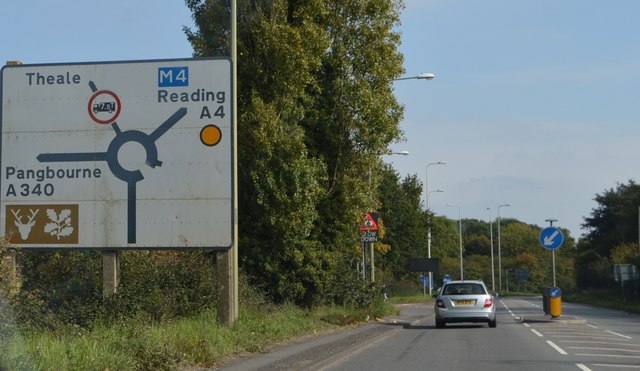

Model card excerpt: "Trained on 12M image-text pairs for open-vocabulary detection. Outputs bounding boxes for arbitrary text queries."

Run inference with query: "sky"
[2,1,639,239]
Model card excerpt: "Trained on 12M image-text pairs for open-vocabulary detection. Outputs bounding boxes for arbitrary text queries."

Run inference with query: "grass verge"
[1,302,397,370]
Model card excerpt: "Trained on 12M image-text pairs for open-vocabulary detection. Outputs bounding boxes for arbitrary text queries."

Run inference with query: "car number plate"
[456,300,474,305]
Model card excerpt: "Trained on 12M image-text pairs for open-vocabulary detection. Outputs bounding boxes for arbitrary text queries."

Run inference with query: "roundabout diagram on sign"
[37,80,186,243]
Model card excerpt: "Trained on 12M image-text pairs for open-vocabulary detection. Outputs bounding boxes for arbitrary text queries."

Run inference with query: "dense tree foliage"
[184,0,405,304]
[377,166,428,280]
[582,180,640,256]
[577,180,640,289]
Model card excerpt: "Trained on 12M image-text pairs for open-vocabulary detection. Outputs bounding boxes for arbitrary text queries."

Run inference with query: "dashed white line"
[587,324,598,329]
[568,347,640,353]
[531,329,543,337]
[593,364,640,368]
[560,340,632,345]
[576,364,592,371]
[606,330,632,339]
[575,354,640,359]
[547,340,568,355]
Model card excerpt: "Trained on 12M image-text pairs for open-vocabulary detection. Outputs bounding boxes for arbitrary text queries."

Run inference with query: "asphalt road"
[217,297,640,371]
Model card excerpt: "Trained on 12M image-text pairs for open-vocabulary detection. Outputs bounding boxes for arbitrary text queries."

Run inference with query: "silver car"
[434,280,496,328]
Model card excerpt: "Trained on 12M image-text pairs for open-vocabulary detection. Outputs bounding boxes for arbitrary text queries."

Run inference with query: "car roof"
[444,280,485,285]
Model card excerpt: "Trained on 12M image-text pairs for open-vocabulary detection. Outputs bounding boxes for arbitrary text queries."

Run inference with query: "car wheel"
[435,319,446,329]
[489,319,497,328]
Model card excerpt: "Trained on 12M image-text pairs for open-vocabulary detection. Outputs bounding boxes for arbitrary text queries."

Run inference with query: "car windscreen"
[442,283,486,295]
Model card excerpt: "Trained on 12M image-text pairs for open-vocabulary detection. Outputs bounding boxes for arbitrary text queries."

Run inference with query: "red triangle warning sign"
[359,213,379,231]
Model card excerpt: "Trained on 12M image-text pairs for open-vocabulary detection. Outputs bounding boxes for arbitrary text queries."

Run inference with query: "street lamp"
[487,208,495,292]
[426,189,443,295]
[497,203,512,291]
[447,203,463,280]
[426,161,446,295]
[394,72,435,81]
[389,150,410,156]
[367,151,410,283]
[426,161,446,206]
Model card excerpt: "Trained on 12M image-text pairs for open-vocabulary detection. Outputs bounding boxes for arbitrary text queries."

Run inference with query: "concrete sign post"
[1,58,234,250]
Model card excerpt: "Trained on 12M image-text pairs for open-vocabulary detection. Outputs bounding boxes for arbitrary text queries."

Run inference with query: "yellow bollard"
[548,286,562,317]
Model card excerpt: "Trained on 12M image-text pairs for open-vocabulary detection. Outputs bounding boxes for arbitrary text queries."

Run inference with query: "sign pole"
[102,251,120,298]
[542,218,561,289]
[370,242,375,282]
[552,250,556,287]
[218,0,239,325]
[362,242,366,280]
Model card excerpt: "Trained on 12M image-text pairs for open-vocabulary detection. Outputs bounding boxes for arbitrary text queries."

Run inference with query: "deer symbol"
[12,208,39,240]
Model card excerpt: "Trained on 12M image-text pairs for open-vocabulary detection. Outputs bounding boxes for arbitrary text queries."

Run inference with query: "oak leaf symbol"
[44,209,74,240]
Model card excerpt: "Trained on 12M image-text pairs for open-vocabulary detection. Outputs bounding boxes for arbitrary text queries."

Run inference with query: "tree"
[465,234,491,256]
[184,0,406,304]
[582,180,640,257]
[578,180,640,289]
[500,222,539,257]
[378,166,428,279]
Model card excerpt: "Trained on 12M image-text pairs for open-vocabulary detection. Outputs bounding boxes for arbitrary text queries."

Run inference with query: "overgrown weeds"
[0,247,392,369]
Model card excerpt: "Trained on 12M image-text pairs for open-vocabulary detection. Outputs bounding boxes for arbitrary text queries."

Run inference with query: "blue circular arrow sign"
[539,227,564,250]
[550,286,562,298]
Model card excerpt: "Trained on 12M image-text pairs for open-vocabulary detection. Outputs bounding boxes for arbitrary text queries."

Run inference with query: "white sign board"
[1,58,233,250]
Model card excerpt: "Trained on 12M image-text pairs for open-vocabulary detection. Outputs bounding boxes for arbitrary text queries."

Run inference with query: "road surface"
[218,297,640,370]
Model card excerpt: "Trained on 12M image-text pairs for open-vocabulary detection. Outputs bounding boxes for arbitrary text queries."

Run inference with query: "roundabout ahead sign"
[1,58,233,250]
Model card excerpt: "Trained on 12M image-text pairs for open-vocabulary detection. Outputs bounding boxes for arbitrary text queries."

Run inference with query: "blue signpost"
[540,222,564,316]
[539,227,564,250]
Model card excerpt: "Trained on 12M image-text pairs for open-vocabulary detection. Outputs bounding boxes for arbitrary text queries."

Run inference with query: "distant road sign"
[408,258,440,273]
[539,227,564,250]
[360,212,379,242]
[549,286,561,298]
[359,212,379,231]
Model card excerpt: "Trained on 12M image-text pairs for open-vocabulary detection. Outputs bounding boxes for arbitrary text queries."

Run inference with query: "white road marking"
[547,340,568,355]
[576,364,592,371]
[593,364,640,368]
[575,354,640,359]
[531,329,544,337]
[568,347,640,353]
[560,340,633,345]
[606,330,632,339]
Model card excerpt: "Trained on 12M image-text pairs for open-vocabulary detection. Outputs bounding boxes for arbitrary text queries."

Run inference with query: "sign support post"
[360,213,379,282]
[102,251,120,298]
[540,218,563,317]
[217,0,239,325]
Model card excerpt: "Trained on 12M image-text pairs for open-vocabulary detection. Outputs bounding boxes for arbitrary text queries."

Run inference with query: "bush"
[6,250,218,331]
[324,261,381,310]
[104,251,217,322]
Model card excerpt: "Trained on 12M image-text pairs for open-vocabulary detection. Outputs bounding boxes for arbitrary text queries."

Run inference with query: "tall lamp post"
[447,203,463,280]
[487,208,495,292]
[427,189,443,295]
[497,203,512,291]
[426,161,446,295]
[367,150,410,282]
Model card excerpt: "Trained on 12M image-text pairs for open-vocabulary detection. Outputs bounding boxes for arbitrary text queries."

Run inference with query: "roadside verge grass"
[1,302,397,370]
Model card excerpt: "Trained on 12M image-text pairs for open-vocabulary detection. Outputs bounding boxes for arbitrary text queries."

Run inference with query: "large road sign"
[1,58,234,250]
[539,226,563,250]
